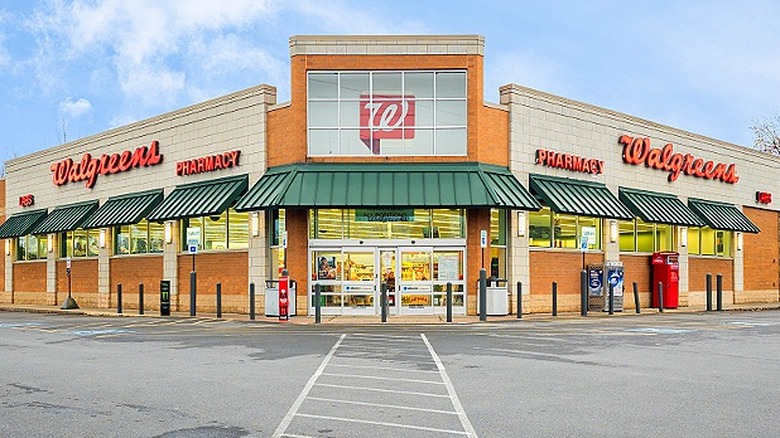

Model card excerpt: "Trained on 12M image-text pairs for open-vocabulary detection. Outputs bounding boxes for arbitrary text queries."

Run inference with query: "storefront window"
[529,207,602,250]
[490,209,507,278]
[636,219,654,253]
[687,227,701,254]
[700,227,716,255]
[180,209,249,252]
[309,209,465,240]
[16,235,47,261]
[618,220,635,252]
[308,70,467,156]
[269,209,286,278]
[114,220,164,255]
[655,224,673,252]
[60,229,99,258]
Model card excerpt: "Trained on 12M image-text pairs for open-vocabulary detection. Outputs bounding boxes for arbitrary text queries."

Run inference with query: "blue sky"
[1,0,779,172]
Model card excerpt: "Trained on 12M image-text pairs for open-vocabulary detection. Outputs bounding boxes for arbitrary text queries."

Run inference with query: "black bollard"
[117,283,123,314]
[190,271,197,317]
[381,283,388,323]
[608,282,614,315]
[552,282,558,317]
[138,283,144,315]
[716,274,723,311]
[479,269,487,322]
[314,283,322,324]
[706,273,713,312]
[216,282,222,319]
[446,282,453,323]
[658,281,664,313]
[580,270,588,317]
[249,282,256,320]
[517,281,523,319]
[633,282,640,314]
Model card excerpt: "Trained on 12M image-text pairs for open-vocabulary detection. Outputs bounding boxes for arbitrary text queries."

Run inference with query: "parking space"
[274,333,477,438]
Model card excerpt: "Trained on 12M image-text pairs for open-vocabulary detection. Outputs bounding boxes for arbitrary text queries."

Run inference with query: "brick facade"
[12,261,46,304]
[529,251,604,313]
[741,207,779,303]
[56,259,99,308]
[176,252,248,313]
[109,256,164,310]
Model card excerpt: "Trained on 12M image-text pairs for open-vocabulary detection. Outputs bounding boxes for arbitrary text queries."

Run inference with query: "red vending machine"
[652,252,679,309]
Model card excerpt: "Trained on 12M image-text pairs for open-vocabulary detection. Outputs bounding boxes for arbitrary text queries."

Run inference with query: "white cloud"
[25,0,281,106]
[58,97,92,119]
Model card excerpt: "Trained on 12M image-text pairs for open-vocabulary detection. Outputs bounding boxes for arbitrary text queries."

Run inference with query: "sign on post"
[581,226,597,250]
[186,227,201,254]
[480,230,488,248]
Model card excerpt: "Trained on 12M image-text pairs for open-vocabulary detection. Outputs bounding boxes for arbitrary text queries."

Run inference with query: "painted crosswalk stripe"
[295,413,470,435]
[306,396,459,415]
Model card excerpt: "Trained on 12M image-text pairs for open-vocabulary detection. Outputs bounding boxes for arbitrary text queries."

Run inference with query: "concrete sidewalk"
[1,300,779,325]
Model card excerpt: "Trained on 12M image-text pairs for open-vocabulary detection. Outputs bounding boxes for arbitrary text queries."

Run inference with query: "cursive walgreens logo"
[359,94,415,154]
[619,135,738,184]
[50,140,163,189]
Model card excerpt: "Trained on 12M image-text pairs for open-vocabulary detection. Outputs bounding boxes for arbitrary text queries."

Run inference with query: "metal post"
[608,282,614,315]
[189,271,196,317]
[479,269,487,322]
[552,282,558,317]
[381,282,388,323]
[516,281,522,319]
[249,282,256,320]
[633,282,640,314]
[216,282,222,319]
[580,270,588,317]
[138,283,144,315]
[117,283,122,314]
[706,273,713,312]
[446,282,453,323]
[314,283,322,324]
[658,281,664,313]
[716,274,723,311]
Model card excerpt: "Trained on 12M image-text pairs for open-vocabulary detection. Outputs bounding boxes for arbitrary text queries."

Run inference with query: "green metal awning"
[81,189,164,229]
[619,187,705,227]
[529,174,634,220]
[31,200,99,235]
[234,162,541,211]
[147,175,248,222]
[0,209,49,238]
[688,198,760,233]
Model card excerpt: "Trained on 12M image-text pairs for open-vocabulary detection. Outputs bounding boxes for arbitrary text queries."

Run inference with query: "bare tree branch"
[750,115,780,155]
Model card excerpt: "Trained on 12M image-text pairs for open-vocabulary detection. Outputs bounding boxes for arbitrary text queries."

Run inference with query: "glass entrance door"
[399,248,434,314]
[379,249,398,314]
[341,248,376,315]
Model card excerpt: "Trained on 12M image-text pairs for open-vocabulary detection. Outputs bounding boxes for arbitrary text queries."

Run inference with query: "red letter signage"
[619,135,738,184]
[535,149,604,175]
[19,194,35,207]
[175,150,241,176]
[49,140,163,189]
[756,191,772,205]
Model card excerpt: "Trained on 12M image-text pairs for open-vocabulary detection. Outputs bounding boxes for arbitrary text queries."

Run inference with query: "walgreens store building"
[1,35,778,317]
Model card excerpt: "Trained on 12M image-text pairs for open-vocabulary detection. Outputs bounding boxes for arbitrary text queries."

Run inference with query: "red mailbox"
[279,269,290,321]
[652,251,679,309]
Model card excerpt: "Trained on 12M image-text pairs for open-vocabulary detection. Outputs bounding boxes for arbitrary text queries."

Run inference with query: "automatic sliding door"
[342,249,376,314]
[399,248,433,314]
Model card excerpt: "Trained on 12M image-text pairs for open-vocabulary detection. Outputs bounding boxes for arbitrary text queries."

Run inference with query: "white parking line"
[320,372,445,385]
[326,363,439,374]
[314,383,450,398]
[335,350,434,359]
[421,333,478,438]
[306,396,459,415]
[295,413,470,436]
[272,334,346,438]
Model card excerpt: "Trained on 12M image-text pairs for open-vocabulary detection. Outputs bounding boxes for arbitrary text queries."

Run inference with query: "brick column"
[248,213,268,314]
[163,221,179,310]
[46,235,57,306]
[97,229,111,308]
[509,210,530,314]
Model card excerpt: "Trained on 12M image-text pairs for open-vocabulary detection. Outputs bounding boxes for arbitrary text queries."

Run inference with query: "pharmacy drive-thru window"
[1,35,776,317]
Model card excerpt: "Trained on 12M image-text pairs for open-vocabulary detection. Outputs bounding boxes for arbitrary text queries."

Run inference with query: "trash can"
[478,278,509,316]
[265,279,297,317]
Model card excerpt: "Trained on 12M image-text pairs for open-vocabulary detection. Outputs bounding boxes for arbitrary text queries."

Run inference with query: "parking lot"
[1,310,779,437]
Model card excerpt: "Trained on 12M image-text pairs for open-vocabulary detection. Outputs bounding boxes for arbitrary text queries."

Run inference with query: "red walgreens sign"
[359,94,415,154]
[619,135,738,184]
[50,140,163,189]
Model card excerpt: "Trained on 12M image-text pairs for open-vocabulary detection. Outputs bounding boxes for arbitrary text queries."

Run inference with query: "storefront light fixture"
[164,222,173,244]
[609,220,618,243]
[5,239,10,256]
[516,211,526,237]
[679,227,688,248]
[99,229,107,248]
[47,234,54,253]
[251,212,260,237]
[737,232,743,251]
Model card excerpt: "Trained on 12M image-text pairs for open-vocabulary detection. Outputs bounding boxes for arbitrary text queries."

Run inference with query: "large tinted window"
[308,71,467,156]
